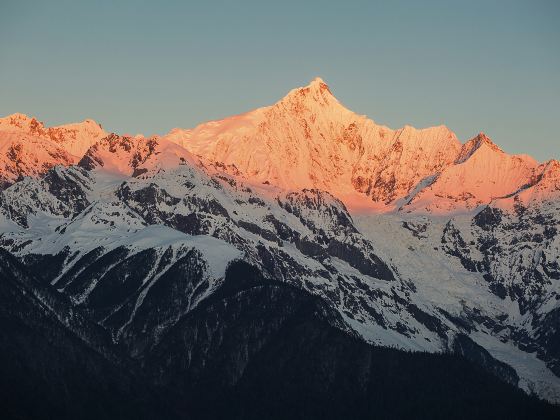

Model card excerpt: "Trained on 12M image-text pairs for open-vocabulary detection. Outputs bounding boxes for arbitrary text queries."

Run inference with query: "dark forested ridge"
[0,251,558,420]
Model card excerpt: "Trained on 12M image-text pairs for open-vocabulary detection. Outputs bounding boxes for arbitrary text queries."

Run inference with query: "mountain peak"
[0,113,44,132]
[0,114,105,138]
[82,118,104,129]
[455,132,503,164]
[3,112,32,121]
[472,132,502,151]
[54,118,106,136]
[280,77,337,109]
[308,76,331,92]
[541,159,560,180]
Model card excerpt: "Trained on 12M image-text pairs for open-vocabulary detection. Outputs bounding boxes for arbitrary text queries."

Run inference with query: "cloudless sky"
[1,0,558,160]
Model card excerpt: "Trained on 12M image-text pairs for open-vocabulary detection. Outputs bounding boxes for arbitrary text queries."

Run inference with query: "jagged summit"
[455,132,503,164]
[1,110,560,404]
[276,77,340,112]
[0,113,41,132]
[287,76,332,95]
[304,76,333,95]
[0,113,107,188]
[58,118,104,131]
[1,112,31,121]
[0,113,103,135]
[309,76,328,86]
[544,158,560,172]
[164,78,465,208]
[1,80,560,407]
[1,78,556,212]
[467,132,497,149]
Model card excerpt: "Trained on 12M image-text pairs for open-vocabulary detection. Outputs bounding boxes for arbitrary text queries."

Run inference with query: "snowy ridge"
[1,79,556,214]
[0,113,106,157]
[161,78,558,214]
[0,144,559,401]
[403,133,540,214]
[164,79,462,210]
[0,78,559,402]
[0,113,106,188]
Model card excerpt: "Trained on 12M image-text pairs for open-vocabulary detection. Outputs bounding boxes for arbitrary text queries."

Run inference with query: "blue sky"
[1,0,558,160]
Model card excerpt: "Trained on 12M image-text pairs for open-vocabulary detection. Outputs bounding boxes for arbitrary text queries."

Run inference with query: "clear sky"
[1,0,558,161]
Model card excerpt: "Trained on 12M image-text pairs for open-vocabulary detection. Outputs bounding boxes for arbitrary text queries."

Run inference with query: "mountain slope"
[165,78,462,209]
[0,249,165,420]
[144,260,558,420]
[0,113,106,188]
[0,113,107,157]
[1,251,558,420]
[0,131,76,188]
[0,77,559,409]
[1,79,555,213]
[1,137,560,402]
[401,133,540,213]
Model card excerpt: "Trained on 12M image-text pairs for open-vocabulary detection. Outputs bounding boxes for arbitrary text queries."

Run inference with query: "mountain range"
[1,78,559,419]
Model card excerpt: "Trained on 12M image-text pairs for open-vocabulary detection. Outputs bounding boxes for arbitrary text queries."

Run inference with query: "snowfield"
[1,78,559,402]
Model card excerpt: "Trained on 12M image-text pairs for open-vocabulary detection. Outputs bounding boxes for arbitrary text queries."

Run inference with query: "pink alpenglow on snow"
[1,79,558,214]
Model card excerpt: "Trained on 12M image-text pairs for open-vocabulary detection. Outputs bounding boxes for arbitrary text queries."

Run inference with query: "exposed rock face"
[2,80,557,215]
[165,79,463,208]
[0,138,559,404]
[1,253,558,419]
[0,113,106,156]
[78,133,159,175]
[1,78,560,410]
[162,79,559,214]
[0,114,106,188]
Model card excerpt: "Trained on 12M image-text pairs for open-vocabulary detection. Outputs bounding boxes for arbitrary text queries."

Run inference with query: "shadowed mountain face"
[1,78,560,417]
[1,254,558,420]
[0,249,166,420]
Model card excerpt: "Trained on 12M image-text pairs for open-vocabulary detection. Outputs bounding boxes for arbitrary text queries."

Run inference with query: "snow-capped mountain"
[165,78,558,214]
[400,133,542,214]
[165,78,463,210]
[1,78,559,413]
[0,113,106,188]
